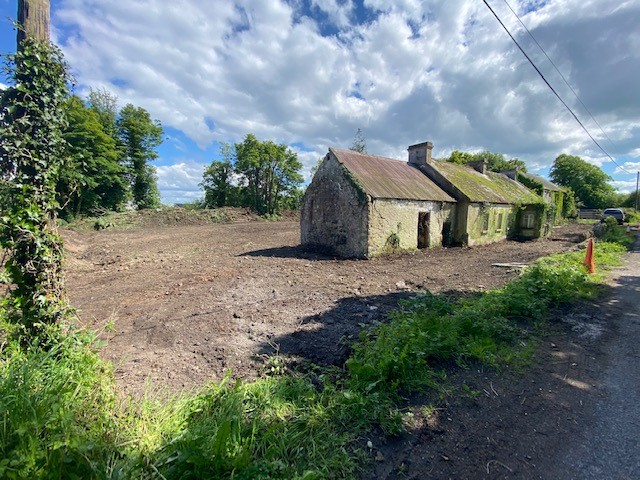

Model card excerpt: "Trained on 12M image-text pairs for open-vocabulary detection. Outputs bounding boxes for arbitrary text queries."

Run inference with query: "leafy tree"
[87,87,119,140]
[203,134,303,215]
[0,38,70,332]
[201,159,234,208]
[550,154,616,209]
[471,151,527,173]
[446,150,473,164]
[57,96,129,218]
[445,150,527,173]
[622,191,638,209]
[350,128,367,153]
[117,104,163,209]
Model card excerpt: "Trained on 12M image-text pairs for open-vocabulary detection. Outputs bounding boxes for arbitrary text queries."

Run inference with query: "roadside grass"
[347,241,625,398]
[0,239,627,479]
[598,221,637,249]
[626,209,640,224]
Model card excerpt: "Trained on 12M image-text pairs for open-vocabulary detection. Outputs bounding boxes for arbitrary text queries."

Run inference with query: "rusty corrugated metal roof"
[428,160,543,204]
[329,148,455,202]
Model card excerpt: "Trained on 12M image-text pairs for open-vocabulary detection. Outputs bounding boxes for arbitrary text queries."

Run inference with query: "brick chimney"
[408,141,433,166]
[468,159,488,175]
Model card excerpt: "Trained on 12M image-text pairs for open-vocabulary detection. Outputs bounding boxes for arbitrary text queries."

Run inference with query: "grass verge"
[0,240,628,479]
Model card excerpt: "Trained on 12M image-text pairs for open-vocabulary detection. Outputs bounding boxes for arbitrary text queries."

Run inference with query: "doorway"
[418,212,430,249]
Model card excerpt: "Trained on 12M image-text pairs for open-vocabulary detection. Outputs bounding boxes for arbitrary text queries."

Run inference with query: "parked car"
[601,208,626,225]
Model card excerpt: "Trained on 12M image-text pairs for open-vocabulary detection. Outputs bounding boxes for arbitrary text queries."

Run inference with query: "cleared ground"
[63,219,590,398]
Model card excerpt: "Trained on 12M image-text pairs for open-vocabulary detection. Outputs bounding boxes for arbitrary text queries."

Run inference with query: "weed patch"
[347,241,626,398]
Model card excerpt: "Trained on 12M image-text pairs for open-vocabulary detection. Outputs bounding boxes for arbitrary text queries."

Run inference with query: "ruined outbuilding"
[301,147,455,258]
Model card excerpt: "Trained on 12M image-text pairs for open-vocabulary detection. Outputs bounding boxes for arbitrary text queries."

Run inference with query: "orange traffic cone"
[583,238,595,274]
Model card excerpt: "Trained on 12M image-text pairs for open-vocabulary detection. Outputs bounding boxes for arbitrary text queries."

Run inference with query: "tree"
[446,150,473,165]
[445,150,527,173]
[235,134,303,215]
[117,104,163,209]
[550,154,616,209]
[87,88,119,140]
[471,151,527,173]
[0,36,70,332]
[201,159,234,208]
[350,128,367,153]
[57,96,128,218]
[622,191,638,209]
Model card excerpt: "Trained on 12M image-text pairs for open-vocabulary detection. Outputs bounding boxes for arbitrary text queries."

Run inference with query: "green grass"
[346,241,626,398]
[0,239,628,479]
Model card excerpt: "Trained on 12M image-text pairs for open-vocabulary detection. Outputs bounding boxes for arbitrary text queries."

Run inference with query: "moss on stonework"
[338,161,369,204]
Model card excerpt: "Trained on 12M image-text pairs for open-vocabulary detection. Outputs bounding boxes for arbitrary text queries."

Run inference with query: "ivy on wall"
[0,38,71,336]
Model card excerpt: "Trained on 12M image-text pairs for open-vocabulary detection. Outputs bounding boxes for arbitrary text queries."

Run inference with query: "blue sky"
[1,0,639,204]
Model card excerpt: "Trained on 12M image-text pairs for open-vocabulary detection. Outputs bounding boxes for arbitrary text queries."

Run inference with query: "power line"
[481,0,634,175]
[501,0,619,155]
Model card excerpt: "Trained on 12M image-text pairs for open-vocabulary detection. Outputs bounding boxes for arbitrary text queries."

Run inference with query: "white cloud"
[311,0,354,27]
[610,180,638,193]
[52,0,640,196]
[293,148,325,183]
[615,162,640,175]
[156,162,206,204]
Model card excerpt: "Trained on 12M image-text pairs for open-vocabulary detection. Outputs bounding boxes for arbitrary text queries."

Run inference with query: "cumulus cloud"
[610,180,638,193]
[311,0,354,27]
[615,162,640,175]
[53,0,640,195]
[156,162,206,204]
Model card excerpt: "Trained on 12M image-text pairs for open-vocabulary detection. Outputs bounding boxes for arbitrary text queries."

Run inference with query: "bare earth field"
[63,220,589,398]
[63,218,627,479]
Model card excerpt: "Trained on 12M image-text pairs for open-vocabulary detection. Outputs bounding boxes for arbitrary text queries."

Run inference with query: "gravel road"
[546,239,640,479]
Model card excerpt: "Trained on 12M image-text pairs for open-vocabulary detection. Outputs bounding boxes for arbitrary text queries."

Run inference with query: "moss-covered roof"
[330,148,455,202]
[429,160,543,204]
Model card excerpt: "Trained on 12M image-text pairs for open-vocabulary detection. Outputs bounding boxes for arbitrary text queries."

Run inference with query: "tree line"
[57,90,163,219]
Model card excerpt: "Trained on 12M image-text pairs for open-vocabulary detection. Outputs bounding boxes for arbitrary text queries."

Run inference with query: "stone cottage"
[416,143,546,245]
[512,172,569,227]
[301,147,456,258]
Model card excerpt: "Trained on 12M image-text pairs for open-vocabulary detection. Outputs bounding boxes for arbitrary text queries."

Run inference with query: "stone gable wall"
[300,154,369,257]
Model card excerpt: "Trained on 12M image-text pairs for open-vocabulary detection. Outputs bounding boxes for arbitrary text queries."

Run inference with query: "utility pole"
[17,0,50,47]
[636,170,640,213]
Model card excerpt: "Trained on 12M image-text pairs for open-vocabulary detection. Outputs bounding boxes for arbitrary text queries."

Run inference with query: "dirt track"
[63,220,590,398]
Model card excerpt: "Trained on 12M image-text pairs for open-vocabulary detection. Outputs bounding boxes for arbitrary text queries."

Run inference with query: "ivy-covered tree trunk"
[0,38,70,335]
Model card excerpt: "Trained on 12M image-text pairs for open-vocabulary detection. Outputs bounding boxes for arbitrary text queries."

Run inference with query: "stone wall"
[368,199,455,255]
[465,203,515,246]
[300,154,369,257]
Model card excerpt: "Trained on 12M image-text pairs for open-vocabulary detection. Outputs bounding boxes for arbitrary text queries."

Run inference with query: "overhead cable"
[481,0,634,175]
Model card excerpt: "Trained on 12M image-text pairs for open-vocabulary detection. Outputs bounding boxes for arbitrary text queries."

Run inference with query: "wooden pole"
[635,171,639,212]
[17,0,50,47]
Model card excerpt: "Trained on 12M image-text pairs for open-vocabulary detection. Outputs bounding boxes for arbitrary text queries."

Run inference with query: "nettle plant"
[0,38,71,336]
